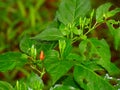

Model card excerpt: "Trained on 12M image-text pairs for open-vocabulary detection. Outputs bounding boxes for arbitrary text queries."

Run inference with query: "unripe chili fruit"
[40,50,45,60]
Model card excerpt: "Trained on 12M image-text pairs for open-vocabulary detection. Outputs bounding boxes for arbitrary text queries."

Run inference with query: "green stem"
[72,37,81,43]
[30,65,42,75]
[30,65,45,78]
[84,20,107,36]
[40,68,45,78]
[84,22,98,35]
[70,32,73,39]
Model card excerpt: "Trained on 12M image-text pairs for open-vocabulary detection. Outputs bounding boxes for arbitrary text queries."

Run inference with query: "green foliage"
[44,50,73,85]
[79,38,120,75]
[26,72,44,90]
[107,20,120,50]
[96,3,120,23]
[0,0,120,90]
[0,81,13,90]
[56,0,91,24]
[14,81,28,90]
[33,28,64,41]
[20,34,57,58]
[14,72,44,90]
[62,75,80,89]
[0,52,28,71]
[74,65,116,90]
[20,35,36,55]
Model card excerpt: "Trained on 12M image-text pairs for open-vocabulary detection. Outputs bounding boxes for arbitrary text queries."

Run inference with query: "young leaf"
[106,8,120,18]
[0,52,28,71]
[74,65,116,90]
[20,35,36,55]
[62,39,72,58]
[96,3,120,23]
[56,0,91,25]
[0,81,13,90]
[96,3,112,22]
[44,50,73,85]
[32,28,64,41]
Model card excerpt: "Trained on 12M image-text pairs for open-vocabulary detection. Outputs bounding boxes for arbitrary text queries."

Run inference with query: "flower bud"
[40,50,44,61]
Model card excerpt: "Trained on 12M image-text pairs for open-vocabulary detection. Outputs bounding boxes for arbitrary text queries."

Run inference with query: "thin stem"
[70,32,73,39]
[84,22,98,35]
[40,68,45,78]
[30,65,42,75]
[72,37,81,43]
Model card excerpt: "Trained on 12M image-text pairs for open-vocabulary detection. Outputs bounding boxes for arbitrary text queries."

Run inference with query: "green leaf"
[79,39,88,61]
[36,41,57,55]
[59,40,66,57]
[15,72,44,90]
[26,72,44,90]
[59,23,70,36]
[20,35,36,55]
[107,20,120,50]
[96,3,112,22]
[66,53,83,63]
[106,20,116,36]
[0,81,13,90]
[96,3,120,23]
[0,52,28,71]
[105,62,120,77]
[72,27,81,35]
[74,65,116,90]
[44,50,73,85]
[50,84,79,90]
[56,0,91,24]
[89,38,120,75]
[62,39,72,58]
[62,75,80,89]
[32,28,64,41]
[89,38,111,62]
[114,28,120,50]
[46,21,59,29]
[79,38,120,76]
[106,8,120,18]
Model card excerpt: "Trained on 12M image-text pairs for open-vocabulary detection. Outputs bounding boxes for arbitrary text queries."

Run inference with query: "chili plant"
[0,0,120,90]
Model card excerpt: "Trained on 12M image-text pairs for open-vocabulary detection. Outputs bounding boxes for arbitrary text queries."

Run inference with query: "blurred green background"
[0,0,59,53]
